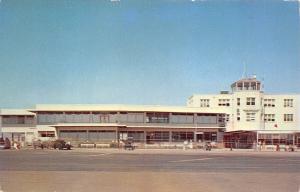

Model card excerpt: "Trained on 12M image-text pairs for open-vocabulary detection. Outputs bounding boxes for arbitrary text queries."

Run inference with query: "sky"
[0,0,299,108]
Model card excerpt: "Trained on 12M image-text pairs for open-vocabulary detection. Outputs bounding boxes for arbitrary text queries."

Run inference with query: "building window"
[284,99,293,107]
[236,109,240,121]
[196,114,217,124]
[146,131,169,143]
[39,131,55,137]
[246,97,255,105]
[200,99,210,107]
[264,114,275,122]
[146,113,169,123]
[264,99,275,107]
[2,115,27,124]
[237,98,240,106]
[284,114,293,122]
[172,132,194,142]
[170,113,194,124]
[218,99,230,106]
[246,112,255,121]
[219,114,230,122]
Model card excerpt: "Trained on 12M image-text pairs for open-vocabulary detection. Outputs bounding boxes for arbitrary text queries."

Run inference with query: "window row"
[264,99,294,107]
[265,114,294,122]
[36,112,219,124]
[218,99,230,106]
[238,113,294,122]
[2,116,35,125]
[199,98,294,107]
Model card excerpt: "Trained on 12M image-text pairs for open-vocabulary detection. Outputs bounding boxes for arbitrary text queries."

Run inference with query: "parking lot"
[0,149,299,192]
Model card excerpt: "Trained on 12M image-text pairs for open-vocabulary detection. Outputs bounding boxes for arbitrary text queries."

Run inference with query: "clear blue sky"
[0,0,299,108]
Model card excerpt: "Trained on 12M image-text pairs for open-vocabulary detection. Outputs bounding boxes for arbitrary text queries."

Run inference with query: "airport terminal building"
[0,77,299,148]
[188,77,300,147]
[0,105,226,147]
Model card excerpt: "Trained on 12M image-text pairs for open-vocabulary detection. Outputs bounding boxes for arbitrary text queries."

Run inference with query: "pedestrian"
[13,142,19,150]
[258,141,262,151]
[276,144,280,152]
[189,140,193,149]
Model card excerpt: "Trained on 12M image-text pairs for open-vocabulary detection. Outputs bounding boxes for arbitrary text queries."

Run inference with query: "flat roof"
[29,104,224,114]
[50,123,221,129]
[0,109,35,116]
[51,123,125,127]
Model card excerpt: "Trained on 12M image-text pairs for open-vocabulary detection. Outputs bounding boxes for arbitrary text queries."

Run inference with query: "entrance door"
[196,133,203,142]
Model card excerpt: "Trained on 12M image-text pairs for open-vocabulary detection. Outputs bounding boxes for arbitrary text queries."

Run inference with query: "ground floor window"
[259,134,294,145]
[119,131,144,142]
[39,131,55,137]
[59,130,87,141]
[60,130,116,142]
[146,131,169,143]
[203,132,217,142]
[88,131,116,142]
[172,132,194,142]
[223,131,256,149]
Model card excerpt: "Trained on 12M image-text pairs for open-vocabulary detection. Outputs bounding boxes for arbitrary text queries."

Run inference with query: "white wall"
[188,92,299,132]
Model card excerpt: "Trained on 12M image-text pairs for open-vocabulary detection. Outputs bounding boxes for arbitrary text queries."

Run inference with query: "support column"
[293,134,295,146]
[169,131,172,143]
[194,113,198,142]
[144,131,147,144]
[56,129,60,139]
[116,127,119,148]
[86,130,89,142]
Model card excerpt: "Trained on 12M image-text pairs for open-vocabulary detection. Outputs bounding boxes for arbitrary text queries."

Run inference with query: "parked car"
[0,137,11,149]
[33,140,44,149]
[124,137,135,150]
[53,139,72,150]
[204,142,212,151]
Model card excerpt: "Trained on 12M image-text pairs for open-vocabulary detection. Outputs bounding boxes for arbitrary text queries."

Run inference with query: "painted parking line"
[169,157,215,163]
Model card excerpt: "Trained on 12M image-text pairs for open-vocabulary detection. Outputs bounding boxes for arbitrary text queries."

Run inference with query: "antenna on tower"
[242,61,247,78]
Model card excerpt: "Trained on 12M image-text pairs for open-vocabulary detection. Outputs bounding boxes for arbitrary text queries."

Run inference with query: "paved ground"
[0,149,299,192]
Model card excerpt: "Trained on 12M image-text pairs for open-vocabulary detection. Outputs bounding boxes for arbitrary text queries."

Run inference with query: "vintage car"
[0,138,11,150]
[123,137,135,150]
[53,139,72,150]
[204,142,212,151]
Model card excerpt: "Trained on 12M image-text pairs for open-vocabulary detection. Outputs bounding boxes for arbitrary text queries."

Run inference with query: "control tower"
[231,76,262,92]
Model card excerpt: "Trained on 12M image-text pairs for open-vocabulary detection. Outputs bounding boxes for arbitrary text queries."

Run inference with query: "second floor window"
[237,98,240,106]
[218,99,230,106]
[284,99,293,107]
[284,114,293,122]
[200,99,210,107]
[246,112,256,121]
[264,114,275,122]
[264,99,275,107]
[246,97,255,105]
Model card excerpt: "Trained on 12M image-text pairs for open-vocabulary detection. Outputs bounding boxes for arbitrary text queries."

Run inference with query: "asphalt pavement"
[0,149,299,192]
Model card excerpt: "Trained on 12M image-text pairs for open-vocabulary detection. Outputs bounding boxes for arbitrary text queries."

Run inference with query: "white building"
[1,76,299,148]
[187,77,300,147]
[1,105,225,147]
[0,109,36,145]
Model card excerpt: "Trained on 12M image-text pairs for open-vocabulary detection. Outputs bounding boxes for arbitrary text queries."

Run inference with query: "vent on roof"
[220,91,229,94]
